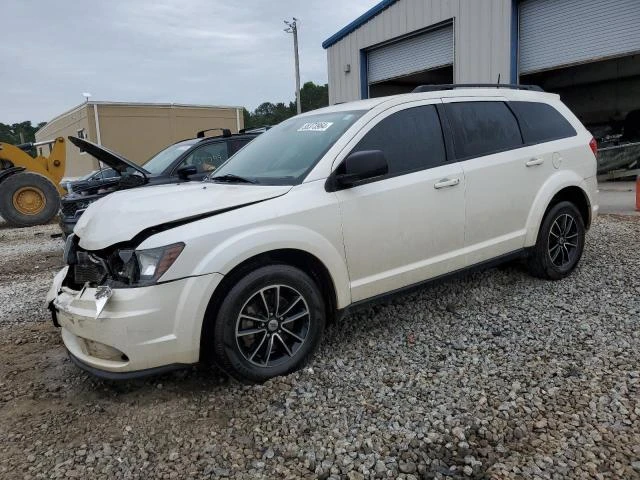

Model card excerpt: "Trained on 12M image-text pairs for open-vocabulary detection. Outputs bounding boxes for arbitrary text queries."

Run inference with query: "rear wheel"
[528,201,585,280]
[209,264,325,383]
[0,172,60,227]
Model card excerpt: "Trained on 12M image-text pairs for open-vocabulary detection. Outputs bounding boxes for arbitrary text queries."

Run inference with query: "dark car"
[59,128,262,236]
[61,168,118,193]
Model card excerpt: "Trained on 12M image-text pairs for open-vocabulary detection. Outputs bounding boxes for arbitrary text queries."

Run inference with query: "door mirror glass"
[334,150,388,188]
[176,165,198,180]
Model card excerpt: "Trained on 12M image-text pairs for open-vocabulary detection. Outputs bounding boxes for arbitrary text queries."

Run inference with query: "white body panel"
[338,162,465,301]
[142,181,352,310]
[49,88,599,375]
[46,267,223,372]
[75,182,291,251]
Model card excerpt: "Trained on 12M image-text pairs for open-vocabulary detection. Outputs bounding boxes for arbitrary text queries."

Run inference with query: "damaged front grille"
[63,234,109,288]
[73,252,108,285]
[62,234,139,289]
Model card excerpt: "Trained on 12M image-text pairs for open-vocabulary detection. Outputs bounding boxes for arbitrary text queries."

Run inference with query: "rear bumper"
[47,267,223,376]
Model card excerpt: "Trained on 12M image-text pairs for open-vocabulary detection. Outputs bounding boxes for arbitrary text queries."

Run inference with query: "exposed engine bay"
[60,174,146,219]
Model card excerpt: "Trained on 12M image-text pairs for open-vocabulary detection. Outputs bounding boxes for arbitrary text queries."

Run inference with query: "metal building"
[35,102,244,178]
[324,0,640,134]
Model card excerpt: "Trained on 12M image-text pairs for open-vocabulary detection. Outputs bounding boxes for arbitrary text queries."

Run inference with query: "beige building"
[35,102,244,177]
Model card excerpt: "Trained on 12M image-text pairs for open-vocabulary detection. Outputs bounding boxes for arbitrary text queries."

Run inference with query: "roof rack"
[196,128,232,138]
[412,83,544,93]
[238,125,272,134]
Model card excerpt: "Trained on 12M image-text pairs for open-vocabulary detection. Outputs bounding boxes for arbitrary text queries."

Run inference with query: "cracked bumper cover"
[46,267,223,377]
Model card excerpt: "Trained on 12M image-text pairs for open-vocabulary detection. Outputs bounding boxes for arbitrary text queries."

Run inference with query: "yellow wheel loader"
[0,137,66,227]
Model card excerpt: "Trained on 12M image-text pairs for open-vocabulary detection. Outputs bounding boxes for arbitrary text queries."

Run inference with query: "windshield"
[142,139,198,174]
[211,111,365,185]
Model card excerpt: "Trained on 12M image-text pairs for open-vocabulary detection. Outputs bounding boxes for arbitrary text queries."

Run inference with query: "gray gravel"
[1,215,639,479]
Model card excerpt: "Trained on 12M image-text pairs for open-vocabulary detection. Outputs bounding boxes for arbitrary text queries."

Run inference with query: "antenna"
[497,73,501,84]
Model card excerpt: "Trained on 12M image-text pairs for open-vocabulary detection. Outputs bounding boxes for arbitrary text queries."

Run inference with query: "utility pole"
[284,18,301,115]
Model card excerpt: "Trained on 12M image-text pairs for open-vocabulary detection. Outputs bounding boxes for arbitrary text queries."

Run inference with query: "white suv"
[47,86,599,382]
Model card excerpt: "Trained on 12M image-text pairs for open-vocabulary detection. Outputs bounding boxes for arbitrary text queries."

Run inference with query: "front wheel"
[528,201,585,280]
[210,265,326,383]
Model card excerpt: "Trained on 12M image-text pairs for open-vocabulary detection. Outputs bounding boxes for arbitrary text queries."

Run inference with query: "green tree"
[243,81,329,129]
[300,82,329,113]
[0,121,46,145]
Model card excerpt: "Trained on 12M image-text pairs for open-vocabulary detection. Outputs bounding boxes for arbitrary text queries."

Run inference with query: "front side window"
[211,111,365,185]
[175,142,228,174]
[350,105,447,175]
[509,101,576,144]
[445,101,523,159]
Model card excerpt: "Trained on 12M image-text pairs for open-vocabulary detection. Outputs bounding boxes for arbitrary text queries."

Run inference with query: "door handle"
[526,157,544,167]
[434,177,460,189]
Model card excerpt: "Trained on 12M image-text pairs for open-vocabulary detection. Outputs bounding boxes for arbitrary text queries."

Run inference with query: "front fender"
[524,170,592,246]
[179,224,351,309]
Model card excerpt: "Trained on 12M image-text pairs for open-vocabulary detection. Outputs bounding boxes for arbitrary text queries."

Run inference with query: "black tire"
[0,172,60,227]
[527,201,585,280]
[208,264,325,384]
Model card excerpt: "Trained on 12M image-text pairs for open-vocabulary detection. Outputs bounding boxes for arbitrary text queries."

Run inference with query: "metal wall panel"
[520,0,640,75]
[325,0,512,104]
[367,25,453,83]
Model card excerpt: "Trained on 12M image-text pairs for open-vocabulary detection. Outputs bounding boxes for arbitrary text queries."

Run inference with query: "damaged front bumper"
[46,267,223,378]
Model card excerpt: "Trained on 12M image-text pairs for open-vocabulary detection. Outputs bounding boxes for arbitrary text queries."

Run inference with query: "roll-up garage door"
[519,0,640,75]
[367,25,453,84]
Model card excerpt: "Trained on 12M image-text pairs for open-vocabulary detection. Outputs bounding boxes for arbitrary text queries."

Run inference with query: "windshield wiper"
[209,173,256,184]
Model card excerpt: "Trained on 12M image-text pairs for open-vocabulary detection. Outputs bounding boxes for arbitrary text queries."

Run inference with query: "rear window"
[445,101,523,159]
[509,101,577,144]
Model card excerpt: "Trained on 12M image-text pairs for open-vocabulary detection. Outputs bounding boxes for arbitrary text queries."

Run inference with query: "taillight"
[589,137,598,158]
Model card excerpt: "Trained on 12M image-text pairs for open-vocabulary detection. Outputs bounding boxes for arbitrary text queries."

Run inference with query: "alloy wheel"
[235,285,310,367]
[548,213,579,268]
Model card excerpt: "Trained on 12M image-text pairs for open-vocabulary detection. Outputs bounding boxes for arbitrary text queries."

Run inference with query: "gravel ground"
[0,215,639,480]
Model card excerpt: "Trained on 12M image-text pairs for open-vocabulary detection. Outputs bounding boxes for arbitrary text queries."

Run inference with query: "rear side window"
[228,138,252,155]
[510,101,577,144]
[351,105,446,175]
[445,101,523,159]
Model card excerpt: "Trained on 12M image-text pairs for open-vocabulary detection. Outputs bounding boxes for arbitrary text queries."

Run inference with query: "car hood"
[68,136,148,177]
[74,182,292,250]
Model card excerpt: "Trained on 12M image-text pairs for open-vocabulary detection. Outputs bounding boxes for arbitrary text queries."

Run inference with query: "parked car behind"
[47,86,598,383]
[59,128,262,236]
[61,168,118,193]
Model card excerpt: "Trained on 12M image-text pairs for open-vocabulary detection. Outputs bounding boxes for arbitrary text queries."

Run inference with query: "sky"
[1,0,378,124]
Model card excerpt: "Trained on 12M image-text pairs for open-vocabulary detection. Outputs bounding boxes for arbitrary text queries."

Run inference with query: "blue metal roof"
[322,0,400,49]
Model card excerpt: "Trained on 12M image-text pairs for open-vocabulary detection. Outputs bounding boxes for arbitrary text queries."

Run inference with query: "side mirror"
[332,150,388,189]
[176,165,198,180]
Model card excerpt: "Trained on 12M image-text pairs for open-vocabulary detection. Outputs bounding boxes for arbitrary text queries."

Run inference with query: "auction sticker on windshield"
[298,122,333,132]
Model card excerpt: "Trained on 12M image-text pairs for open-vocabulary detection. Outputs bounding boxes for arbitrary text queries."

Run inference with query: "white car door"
[333,101,466,303]
[442,98,551,265]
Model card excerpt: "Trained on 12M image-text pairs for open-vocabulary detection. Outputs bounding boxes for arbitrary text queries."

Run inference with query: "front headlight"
[136,243,185,282]
[116,242,185,286]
